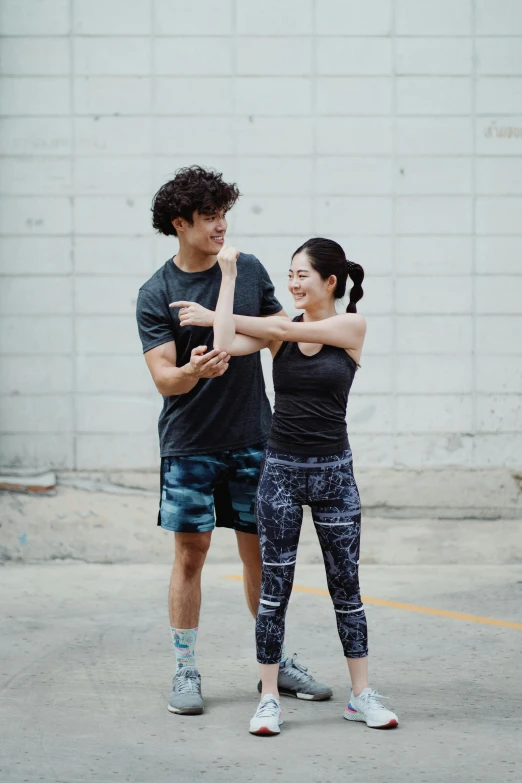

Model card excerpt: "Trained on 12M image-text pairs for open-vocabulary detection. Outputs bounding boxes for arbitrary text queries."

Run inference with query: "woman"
[210,238,398,735]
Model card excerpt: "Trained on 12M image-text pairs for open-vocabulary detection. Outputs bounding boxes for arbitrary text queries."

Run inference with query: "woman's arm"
[214,245,366,352]
[212,246,272,356]
[168,300,286,331]
[213,247,365,351]
[231,312,366,352]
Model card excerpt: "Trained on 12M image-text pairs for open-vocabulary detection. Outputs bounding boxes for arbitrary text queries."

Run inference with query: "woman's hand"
[216,245,239,278]
[169,300,214,327]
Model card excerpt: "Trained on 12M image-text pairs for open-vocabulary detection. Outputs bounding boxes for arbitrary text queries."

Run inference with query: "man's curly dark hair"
[151,166,241,237]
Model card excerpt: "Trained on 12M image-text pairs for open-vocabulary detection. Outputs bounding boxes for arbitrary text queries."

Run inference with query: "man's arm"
[144,340,230,397]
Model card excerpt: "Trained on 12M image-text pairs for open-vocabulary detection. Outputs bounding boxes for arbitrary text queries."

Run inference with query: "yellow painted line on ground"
[222,574,522,630]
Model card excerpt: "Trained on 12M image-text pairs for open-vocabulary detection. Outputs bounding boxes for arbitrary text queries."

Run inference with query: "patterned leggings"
[256,448,368,664]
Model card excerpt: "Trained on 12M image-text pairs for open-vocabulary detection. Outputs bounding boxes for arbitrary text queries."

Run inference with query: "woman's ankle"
[261,690,280,701]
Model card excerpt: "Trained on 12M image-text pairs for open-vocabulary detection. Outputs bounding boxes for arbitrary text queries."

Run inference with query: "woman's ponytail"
[346,261,364,313]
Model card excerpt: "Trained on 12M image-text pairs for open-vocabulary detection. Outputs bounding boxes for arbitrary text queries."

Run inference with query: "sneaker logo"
[346,704,358,713]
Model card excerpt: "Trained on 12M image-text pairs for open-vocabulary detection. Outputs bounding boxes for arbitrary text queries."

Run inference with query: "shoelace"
[255,698,280,718]
[357,690,390,710]
[176,669,200,694]
[283,655,313,684]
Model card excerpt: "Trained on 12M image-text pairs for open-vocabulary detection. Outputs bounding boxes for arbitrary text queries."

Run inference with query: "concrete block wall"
[1,0,521,471]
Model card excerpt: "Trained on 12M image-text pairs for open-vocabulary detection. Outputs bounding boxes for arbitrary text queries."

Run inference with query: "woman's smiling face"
[287,251,336,310]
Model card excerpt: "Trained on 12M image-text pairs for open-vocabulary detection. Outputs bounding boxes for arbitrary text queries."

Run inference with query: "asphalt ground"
[1,560,521,783]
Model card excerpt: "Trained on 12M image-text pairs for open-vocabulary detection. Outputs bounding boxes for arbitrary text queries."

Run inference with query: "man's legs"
[167,531,211,715]
[169,531,212,628]
[159,453,226,714]
[235,530,261,619]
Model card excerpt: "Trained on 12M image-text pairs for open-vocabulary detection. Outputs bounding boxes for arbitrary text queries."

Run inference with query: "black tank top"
[267,315,357,456]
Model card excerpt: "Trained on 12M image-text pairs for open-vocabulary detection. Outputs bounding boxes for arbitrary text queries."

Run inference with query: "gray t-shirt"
[136,253,282,457]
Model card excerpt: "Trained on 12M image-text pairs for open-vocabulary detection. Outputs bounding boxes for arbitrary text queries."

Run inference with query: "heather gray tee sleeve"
[258,261,283,316]
[136,287,175,354]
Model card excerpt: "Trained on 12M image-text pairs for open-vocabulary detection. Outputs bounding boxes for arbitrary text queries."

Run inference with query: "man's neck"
[173,246,217,273]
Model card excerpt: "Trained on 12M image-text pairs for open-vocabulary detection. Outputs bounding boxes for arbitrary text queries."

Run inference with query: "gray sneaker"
[257,654,333,701]
[167,667,204,715]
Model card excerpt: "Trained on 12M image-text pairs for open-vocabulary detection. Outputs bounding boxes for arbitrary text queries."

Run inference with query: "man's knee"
[236,531,262,570]
[174,532,212,577]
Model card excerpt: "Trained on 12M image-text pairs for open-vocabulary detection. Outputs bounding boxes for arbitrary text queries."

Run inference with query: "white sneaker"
[249,694,284,736]
[344,688,399,729]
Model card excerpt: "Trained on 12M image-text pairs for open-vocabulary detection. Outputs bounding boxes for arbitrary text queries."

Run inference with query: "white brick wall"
[396,39,473,75]
[0,0,521,471]
[0,76,70,115]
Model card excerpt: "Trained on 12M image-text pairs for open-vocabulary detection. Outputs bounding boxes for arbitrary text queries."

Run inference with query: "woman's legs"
[310,455,399,728]
[346,656,368,697]
[259,663,280,698]
[309,453,368,680]
[309,459,399,729]
[255,454,305,697]
[311,482,370,693]
[313,512,368,664]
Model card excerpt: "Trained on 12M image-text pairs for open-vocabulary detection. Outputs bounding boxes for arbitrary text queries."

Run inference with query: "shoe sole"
[258,683,332,701]
[280,687,333,701]
[249,726,281,736]
[344,712,398,729]
[167,704,204,715]
[250,718,284,736]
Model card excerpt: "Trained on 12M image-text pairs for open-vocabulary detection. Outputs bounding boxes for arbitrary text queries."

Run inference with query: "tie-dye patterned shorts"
[158,442,265,534]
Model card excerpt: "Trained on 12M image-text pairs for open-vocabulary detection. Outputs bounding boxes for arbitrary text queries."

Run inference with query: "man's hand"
[216,245,239,277]
[170,301,214,328]
[182,345,230,379]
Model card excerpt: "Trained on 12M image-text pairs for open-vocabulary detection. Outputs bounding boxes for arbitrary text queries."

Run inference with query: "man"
[136,166,331,715]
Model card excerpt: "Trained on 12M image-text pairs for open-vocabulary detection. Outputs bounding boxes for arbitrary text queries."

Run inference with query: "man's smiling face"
[181,209,228,256]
